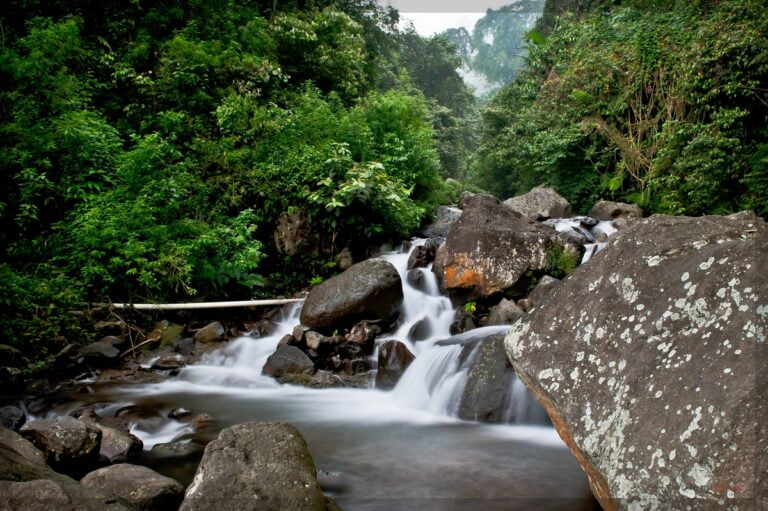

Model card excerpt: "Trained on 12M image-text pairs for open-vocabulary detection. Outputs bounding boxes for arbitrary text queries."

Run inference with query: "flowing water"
[19,238,603,510]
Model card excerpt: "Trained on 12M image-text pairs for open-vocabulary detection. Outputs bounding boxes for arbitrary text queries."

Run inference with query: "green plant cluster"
[0,1,474,367]
[472,0,768,216]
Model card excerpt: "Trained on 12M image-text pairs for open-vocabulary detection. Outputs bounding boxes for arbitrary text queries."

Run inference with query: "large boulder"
[433,194,579,300]
[505,213,766,509]
[19,417,101,475]
[588,200,643,222]
[421,206,462,238]
[0,427,133,510]
[81,464,184,511]
[179,422,327,511]
[375,341,415,390]
[503,187,571,220]
[300,258,403,332]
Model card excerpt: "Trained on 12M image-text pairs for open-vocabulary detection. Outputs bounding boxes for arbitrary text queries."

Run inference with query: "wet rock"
[151,440,205,458]
[304,331,326,351]
[78,341,121,367]
[292,325,311,343]
[20,417,101,475]
[406,268,426,291]
[277,370,371,389]
[192,322,225,344]
[503,187,571,220]
[98,335,126,348]
[168,408,192,420]
[433,194,579,301]
[588,200,642,221]
[300,258,403,333]
[505,213,766,509]
[421,206,462,238]
[0,406,26,431]
[263,346,315,378]
[151,353,187,370]
[335,247,354,271]
[407,316,432,341]
[274,210,319,257]
[249,319,277,337]
[189,413,217,434]
[486,298,524,326]
[277,334,296,348]
[527,275,561,308]
[457,334,512,423]
[407,245,431,269]
[179,422,327,511]
[375,341,415,390]
[80,420,142,463]
[449,309,476,335]
[81,463,184,511]
[347,321,381,352]
[172,337,195,356]
[0,425,47,473]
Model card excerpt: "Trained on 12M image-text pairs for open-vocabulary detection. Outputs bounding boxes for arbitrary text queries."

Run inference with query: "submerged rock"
[179,422,327,511]
[300,258,403,333]
[433,194,579,301]
[375,341,415,390]
[81,463,184,511]
[505,213,766,509]
[503,187,571,220]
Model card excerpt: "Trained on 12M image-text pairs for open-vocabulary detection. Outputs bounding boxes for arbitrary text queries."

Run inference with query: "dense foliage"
[0,0,475,368]
[473,0,768,215]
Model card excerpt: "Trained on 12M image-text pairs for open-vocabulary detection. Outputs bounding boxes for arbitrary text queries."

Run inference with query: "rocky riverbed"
[1,188,764,510]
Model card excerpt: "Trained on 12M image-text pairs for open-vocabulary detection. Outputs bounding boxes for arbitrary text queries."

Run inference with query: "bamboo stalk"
[110,299,303,311]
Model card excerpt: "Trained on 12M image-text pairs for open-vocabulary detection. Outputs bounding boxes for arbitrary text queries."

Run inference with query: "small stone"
[0,405,26,431]
[192,322,225,343]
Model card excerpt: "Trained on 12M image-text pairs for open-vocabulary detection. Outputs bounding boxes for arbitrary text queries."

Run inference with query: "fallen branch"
[110,299,303,311]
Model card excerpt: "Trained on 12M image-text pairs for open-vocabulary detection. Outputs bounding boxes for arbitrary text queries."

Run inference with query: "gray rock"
[78,341,121,367]
[0,406,26,431]
[422,206,462,238]
[87,421,143,463]
[20,417,101,474]
[588,200,643,221]
[406,268,426,291]
[503,187,571,220]
[81,464,184,511]
[192,322,224,344]
[433,194,579,300]
[274,210,319,256]
[407,245,431,270]
[505,213,766,509]
[300,258,403,333]
[304,331,326,351]
[486,298,524,326]
[262,346,315,378]
[375,341,415,390]
[517,299,533,313]
[0,428,132,510]
[179,422,327,511]
[527,275,561,308]
[457,334,512,422]
[407,316,432,341]
[151,353,187,370]
[347,321,381,353]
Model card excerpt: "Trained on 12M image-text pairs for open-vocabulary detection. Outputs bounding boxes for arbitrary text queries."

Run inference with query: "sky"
[382,0,516,36]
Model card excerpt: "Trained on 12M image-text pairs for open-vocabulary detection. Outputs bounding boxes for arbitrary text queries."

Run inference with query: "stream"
[18,237,602,510]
